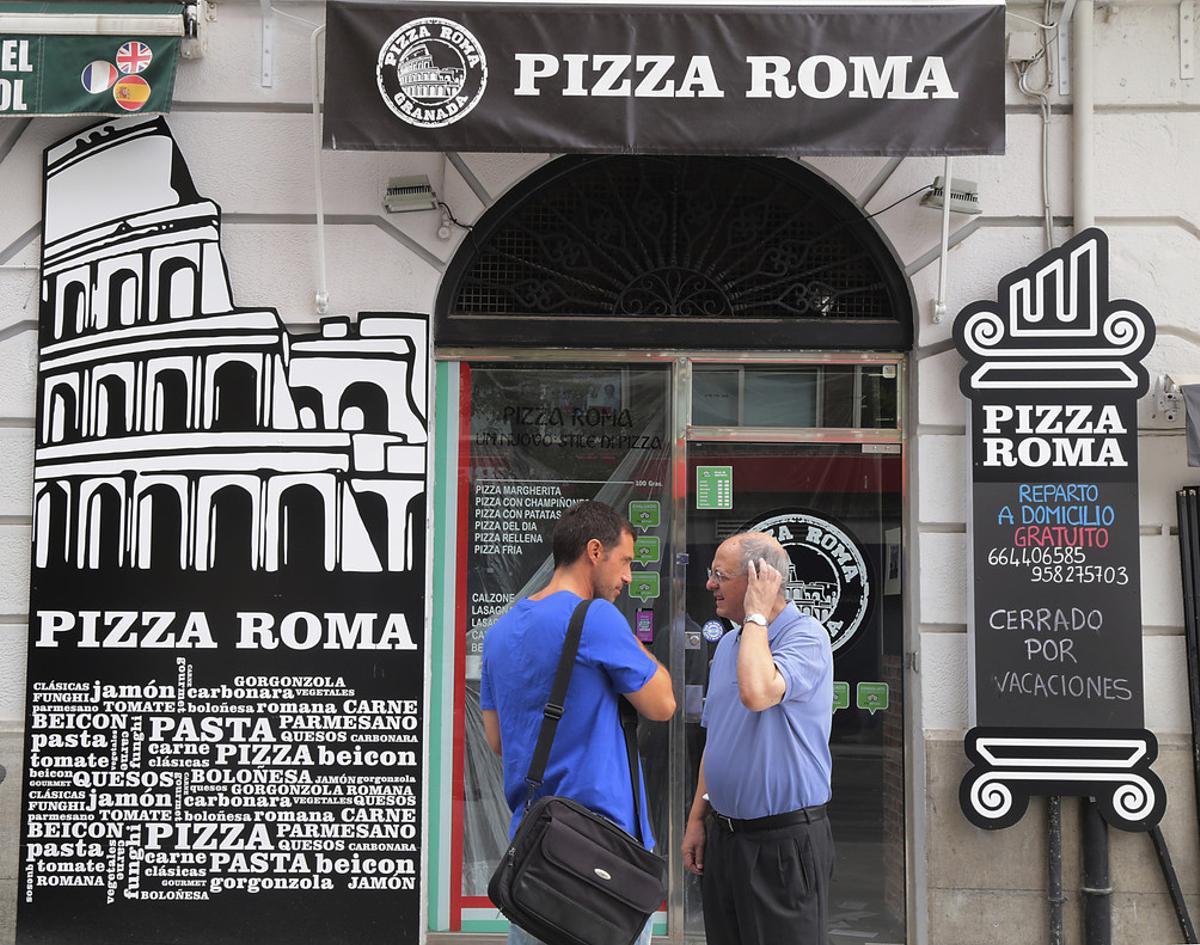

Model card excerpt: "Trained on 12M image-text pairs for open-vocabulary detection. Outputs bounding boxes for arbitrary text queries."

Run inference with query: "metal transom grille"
[450,156,895,321]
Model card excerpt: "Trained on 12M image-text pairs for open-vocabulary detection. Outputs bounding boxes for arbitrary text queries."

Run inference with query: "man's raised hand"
[743,557,783,620]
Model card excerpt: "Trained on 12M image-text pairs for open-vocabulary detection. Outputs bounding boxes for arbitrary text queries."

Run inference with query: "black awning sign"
[324,1,1006,156]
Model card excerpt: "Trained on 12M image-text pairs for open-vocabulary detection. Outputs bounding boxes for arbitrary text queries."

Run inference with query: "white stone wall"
[897,3,1200,940]
[1,1,1198,942]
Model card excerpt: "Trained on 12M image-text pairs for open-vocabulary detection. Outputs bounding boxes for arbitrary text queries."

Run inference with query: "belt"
[711,805,827,833]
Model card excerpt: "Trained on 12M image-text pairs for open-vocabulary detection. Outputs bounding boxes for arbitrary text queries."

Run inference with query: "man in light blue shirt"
[681,531,834,945]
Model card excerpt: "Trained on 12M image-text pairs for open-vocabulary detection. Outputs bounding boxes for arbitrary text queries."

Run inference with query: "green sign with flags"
[0,3,182,116]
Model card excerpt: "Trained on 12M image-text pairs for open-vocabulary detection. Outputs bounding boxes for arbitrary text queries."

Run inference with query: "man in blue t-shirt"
[481,500,675,945]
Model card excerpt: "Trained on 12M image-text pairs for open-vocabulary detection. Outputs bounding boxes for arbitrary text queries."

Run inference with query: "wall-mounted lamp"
[1155,374,1182,423]
[920,176,983,216]
[383,174,460,240]
[1152,373,1200,425]
[384,175,438,213]
[1157,373,1200,465]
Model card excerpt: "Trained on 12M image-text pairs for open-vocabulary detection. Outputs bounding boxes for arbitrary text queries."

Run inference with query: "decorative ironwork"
[437,155,912,349]
[448,157,899,321]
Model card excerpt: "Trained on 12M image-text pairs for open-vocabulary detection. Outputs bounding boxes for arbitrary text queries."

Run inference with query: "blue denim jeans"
[506,917,655,945]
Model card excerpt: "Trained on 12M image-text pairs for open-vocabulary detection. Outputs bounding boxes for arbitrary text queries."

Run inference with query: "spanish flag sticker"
[113,74,151,112]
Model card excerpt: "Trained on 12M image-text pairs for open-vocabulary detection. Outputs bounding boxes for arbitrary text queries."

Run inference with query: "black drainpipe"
[1178,491,1200,879]
[1047,796,1064,945]
[1081,798,1111,945]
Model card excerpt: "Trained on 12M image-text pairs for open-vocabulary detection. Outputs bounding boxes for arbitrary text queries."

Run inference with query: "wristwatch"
[743,613,769,628]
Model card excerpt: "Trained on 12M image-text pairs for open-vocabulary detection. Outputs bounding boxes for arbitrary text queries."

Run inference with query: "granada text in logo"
[747,510,871,654]
[377,18,487,128]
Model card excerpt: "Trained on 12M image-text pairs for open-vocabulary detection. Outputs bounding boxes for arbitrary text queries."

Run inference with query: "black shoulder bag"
[488,599,666,945]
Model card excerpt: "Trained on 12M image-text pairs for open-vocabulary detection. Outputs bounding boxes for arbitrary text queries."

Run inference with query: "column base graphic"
[959,727,1166,832]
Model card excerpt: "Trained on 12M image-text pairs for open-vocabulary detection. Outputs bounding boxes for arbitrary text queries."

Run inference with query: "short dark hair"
[552,500,634,568]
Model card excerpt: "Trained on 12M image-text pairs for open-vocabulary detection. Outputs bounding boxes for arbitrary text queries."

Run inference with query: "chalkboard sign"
[954,229,1166,832]
[17,120,428,944]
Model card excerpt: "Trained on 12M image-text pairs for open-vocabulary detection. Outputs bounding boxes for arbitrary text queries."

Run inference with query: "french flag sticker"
[81,61,119,94]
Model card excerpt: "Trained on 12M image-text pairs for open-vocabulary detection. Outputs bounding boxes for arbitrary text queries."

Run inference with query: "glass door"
[430,355,905,943]
[444,360,675,934]
[678,363,906,944]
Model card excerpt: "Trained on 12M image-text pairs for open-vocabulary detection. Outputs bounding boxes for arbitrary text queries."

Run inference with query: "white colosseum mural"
[31,117,427,574]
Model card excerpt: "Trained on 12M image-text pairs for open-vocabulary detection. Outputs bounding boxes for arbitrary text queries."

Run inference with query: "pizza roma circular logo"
[376,17,487,129]
[746,510,872,654]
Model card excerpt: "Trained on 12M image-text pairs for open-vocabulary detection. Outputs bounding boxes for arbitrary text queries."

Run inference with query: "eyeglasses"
[706,568,743,584]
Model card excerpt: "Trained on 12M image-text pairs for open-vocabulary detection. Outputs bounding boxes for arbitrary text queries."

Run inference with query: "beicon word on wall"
[17,118,429,945]
[953,228,1166,832]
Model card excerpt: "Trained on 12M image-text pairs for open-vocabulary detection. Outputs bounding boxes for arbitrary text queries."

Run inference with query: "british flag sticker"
[116,41,153,75]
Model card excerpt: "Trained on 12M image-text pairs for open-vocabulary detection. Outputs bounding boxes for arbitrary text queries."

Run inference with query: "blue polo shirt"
[480,591,658,846]
[701,603,833,819]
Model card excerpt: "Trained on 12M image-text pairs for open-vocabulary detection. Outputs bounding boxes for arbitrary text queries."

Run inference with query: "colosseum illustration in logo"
[746,509,873,653]
[376,17,488,128]
[32,117,427,576]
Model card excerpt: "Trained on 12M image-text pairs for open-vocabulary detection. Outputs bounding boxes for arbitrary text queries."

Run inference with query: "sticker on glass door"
[745,509,872,653]
[695,465,733,510]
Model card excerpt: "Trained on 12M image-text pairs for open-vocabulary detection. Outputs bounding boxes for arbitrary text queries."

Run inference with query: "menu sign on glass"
[16,120,428,945]
[455,364,671,895]
[954,229,1166,832]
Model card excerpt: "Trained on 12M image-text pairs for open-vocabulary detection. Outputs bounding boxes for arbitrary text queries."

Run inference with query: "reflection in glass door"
[680,391,905,940]
[450,362,675,933]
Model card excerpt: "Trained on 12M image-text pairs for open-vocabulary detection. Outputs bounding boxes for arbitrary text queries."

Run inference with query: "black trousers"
[701,812,835,945]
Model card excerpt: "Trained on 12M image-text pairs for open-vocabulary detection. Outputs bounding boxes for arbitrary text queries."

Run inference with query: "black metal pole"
[1081,798,1111,945]
[1149,824,1198,943]
[1178,489,1200,864]
[1047,796,1064,945]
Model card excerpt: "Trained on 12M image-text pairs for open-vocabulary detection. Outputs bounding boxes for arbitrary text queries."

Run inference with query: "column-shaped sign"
[954,229,1166,831]
[17,118,428,944]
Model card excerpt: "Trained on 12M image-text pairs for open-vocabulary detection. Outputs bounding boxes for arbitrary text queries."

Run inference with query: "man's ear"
[586,537,604,563]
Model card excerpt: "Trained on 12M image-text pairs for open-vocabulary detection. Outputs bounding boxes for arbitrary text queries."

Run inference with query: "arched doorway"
[154,370,189,433]
[339,381,389,433]
[59,280,87,337]
[96,375,127,438]
[208,485,254,571]
[138,485,184,570]
[84,484,123,569]
[108,269,139,327]
[212,361,258,431]
[157,258,197,319]
[36,482,71,569]
[433,156,912,942]
[278,484,326,571]
[47,383,78,443]
[291,386,323,430]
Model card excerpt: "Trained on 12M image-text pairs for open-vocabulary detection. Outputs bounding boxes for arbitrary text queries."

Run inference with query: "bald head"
[707,531,790,623]
[724,532,790,578]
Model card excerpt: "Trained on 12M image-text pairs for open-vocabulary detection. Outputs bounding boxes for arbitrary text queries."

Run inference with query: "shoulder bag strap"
[619,696,646,844]
[523,598,592,810]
